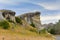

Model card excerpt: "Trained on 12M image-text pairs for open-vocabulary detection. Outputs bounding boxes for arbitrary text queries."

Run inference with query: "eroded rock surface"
[18,11,41,29]
[0,9,16,22]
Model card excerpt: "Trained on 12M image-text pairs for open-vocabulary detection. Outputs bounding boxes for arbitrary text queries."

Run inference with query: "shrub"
[30,22,35,28]
[48,28,56,34]
[15,17,22,24]
[47,26,56,34]
[0,20,10,29]
[39,28,47,34]
[8,19,15,23]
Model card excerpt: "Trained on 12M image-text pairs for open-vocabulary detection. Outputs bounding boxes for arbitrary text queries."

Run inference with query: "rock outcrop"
[0,9,16,23]
[18,11,41,29]
[0,9,41,30]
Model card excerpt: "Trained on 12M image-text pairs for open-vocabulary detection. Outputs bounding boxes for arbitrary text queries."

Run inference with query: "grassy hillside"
[0,20,55,40]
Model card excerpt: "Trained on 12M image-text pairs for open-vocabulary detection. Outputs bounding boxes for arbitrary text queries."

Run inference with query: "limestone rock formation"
[18,11,41,29]
[0,12,4,20]
[0,9,16,23]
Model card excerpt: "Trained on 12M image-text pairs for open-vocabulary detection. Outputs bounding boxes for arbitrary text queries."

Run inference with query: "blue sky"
[0,0,60,24]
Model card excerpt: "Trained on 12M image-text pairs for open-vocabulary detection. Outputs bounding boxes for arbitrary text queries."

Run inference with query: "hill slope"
[0,22,55,40]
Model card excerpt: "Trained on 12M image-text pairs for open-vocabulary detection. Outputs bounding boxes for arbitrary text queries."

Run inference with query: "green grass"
[0,20,10,29]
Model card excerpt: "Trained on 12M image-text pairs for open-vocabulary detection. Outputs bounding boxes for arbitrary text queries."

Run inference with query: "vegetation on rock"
[30,22,35,28]
[0,20,10,29]
[15,17,22,24]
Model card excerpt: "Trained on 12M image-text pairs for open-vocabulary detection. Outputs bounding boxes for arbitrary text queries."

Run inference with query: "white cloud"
[0,0,15,5]
[41,14,60,24]
[0,0,29,5]
[31,0,60,10]
[37,3,60,10]
[0,0,60,10]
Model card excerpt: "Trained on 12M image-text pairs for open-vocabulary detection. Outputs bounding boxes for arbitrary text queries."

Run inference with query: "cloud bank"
[41,14,60,24]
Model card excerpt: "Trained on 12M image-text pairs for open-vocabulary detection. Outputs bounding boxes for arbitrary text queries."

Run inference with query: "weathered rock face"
[0,12,5,20]
[0,9,16,22]
[18,11,41,29]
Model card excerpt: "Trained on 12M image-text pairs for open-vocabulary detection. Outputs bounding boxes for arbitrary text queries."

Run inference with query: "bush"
[47,25,56,34]
[8,19,15,23]
[48,28,56,34]
[39,28,47,34]
[0,20,10,29]
[30,22,35,28]
[15,17,22,24]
